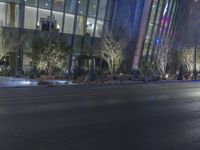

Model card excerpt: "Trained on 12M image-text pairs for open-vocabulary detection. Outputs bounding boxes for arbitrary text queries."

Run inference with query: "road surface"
[0,82,200,150]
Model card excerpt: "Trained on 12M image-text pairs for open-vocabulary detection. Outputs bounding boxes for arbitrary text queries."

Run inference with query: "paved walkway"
[0,76,199,87]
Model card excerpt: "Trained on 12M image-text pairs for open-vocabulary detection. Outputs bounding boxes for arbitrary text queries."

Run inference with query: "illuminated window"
[24,6,37,29]
[0,2,6,26]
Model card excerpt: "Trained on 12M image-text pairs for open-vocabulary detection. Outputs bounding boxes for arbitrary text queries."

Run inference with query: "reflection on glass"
[78,0,87,15]
[53,0,64,11]
[52,11,63,32]
[73,35,82,54]
[0,2,6,26]
[38,8,50,30]
[82,35,91,55]
[25,0,37,7]
[98,0,107,19]
[66,0,77,13]
[88,0,97,17]
[24,6,37,29]
[76,15,86,35]
[39,0,52,9]
[95,19,103,37]
[64,13,75,34]
[7,0,19,3]
[86,17,95,36]
[105,0,114,20]
[7,3,19,27]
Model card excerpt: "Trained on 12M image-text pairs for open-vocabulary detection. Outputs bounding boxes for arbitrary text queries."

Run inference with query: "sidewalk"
[0,76,74,87]
[0,76,38,87]
[0,76,199,88]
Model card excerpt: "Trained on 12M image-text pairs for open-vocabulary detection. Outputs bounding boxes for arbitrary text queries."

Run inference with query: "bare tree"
[29,32,70,78]
[156,44,172,77]
[100,30,128,75]
[0,27,24,59]
[180,47,200,72]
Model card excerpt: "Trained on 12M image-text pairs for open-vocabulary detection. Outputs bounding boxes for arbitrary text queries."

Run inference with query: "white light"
[163,2,168,15]
[26,80,31,85]
[57,24,60,30]
[165,74,169,79]
[37,21,40,26]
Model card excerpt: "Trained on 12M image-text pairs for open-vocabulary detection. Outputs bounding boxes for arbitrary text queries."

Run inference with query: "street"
[1,82,200,149]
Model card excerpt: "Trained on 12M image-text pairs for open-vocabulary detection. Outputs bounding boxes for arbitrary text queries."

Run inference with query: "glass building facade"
[0,0,115,72]
[0,0,113,36]
[0,0,193,74]
[138,0,192,68]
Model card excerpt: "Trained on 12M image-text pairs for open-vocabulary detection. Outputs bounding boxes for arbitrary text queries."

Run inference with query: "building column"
[19,0,25,29]
[16,0,25,76]
[132,0,153,70]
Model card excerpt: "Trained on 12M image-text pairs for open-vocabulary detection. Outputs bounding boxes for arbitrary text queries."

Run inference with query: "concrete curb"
[0,77,199,88]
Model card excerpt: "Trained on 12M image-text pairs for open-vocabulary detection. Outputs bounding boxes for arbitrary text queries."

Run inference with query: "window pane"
[82,35,91,55]
[78,0,87,15]
[64,13,75,34]
[142,39,150,56]
[85,17,95,36]
[25,0,37,7]
[24,6,37,29]
[92,38,101,56]
[98,0,107,19]
[38,8,51,30]
[39,0,52,9]
[95,19,103,37]
[38,8,51,20]
[65,34,72,46]
[105,0,114,20]
[0,2,6,26]
[88,0,97,17]
[23,31,34,53]
[7,3,19,27]
[53,0,64,11]
[53,11,63,32]
[66,0,77,14]
[7,0,19,3]
[76,15,86,35]
[73,35,82,54]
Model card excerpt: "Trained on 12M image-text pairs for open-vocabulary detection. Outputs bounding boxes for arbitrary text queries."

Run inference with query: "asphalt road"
[1,82,200,150]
